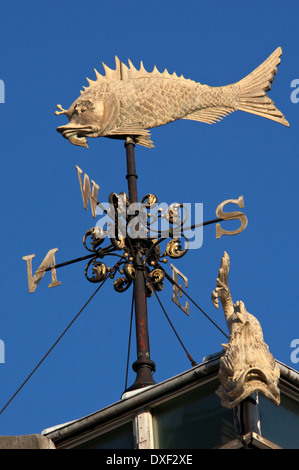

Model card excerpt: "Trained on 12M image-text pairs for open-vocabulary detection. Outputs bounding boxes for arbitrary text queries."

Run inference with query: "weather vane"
[23,47,288,400]
[54,47,288,149]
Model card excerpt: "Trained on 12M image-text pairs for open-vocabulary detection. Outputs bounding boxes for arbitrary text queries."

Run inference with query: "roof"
[42,352,299,447]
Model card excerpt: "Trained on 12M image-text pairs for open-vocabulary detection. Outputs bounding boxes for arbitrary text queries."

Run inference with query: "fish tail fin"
[236,47,289,127]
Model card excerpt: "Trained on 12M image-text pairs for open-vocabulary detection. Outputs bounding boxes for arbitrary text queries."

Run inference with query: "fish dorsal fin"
[83,56,191,90]
[83,56,122,89]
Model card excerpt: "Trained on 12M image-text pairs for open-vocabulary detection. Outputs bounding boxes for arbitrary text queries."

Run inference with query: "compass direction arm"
[180,217,224,233]
[43,252,99,272]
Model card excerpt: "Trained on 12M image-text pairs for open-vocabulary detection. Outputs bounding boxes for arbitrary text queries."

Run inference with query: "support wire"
[0,266,114,417]
[125,288,135,391]
[161,268,229,339]
[146,275,197,367]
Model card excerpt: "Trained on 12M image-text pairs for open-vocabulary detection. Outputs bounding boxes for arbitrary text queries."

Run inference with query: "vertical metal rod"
[124,137,156,392]
[234,393,261,437]
[125,137,138,204]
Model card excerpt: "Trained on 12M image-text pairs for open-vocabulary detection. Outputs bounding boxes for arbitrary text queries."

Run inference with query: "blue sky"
[0,1,298,435]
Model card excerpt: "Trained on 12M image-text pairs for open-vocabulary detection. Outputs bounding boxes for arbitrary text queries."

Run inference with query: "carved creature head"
[217,326,281,408]
[55,92,119,148]
[213,252,280,409]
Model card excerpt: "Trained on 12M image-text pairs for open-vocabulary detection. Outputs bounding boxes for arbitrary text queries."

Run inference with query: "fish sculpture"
[55,47,289,149]
[212,252,280,409]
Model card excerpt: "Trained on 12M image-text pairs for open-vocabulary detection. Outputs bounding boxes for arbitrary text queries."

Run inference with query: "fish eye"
[74,100,92,115]
[74,104,86,114]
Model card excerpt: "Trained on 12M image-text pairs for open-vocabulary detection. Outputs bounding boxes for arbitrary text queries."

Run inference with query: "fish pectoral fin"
[182,107,234,124]
[109,124,154,148]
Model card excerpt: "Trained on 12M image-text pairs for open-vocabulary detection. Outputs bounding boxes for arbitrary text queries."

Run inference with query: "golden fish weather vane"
[55,47,289,149]
[19,46,289,402]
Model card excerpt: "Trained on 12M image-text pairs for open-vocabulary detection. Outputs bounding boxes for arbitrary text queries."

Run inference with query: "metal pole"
[125,137,138,204]
[124,137,156,391]
[234,393,261,436]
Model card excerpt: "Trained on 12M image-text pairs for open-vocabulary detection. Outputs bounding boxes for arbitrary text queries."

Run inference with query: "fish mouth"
[228,367,270,397]
[217,366,280,408]
[243,368,268,385]
[56,124,97,148]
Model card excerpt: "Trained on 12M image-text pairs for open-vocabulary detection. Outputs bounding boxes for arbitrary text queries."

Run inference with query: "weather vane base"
[125,359,156,393]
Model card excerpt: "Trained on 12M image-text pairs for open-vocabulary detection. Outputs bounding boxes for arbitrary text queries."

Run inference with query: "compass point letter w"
[75,165,100,218]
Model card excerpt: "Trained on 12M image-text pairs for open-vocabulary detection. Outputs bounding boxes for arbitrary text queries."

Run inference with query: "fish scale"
[115,78,205,129]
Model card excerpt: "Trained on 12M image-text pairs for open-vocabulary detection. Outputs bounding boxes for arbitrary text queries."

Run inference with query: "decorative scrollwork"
[106,219,127,251]
[149,268,165,284]
[85,259,107,283]
[110,235,127,251]
[123,263,136,281]
[114,276,132,293]
[109,191,130,217]
[83,227,105,252]
[145,239,161,266]
[165,203,188,226]
[81,187,192,296]
[148,267,165,291]
[140,193,158,208]
[145,281,154,298]
[166,236,189,259]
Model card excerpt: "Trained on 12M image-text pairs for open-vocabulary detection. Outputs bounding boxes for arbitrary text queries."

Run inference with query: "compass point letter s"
[216,196,248,239]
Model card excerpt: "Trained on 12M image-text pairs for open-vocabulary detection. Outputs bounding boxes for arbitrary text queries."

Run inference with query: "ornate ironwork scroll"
[81,190,191,298]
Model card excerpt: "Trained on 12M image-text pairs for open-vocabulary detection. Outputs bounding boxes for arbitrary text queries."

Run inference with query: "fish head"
[217,326,281,408]
[218,363,281,408]
[55,94,118,148]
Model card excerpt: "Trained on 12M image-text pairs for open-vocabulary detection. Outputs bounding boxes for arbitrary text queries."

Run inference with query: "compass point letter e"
[171,264,189,316]
[23,249,61,294]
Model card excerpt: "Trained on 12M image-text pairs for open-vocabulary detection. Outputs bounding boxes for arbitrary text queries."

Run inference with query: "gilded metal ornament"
[171,264,189,316]
[123,263,136,281]
[145,282,154,298]
[56,48,288,149]
[109,191,130,217]
[140,194,158,209]
[85,260,107,283]
[148,268,165,292]
[83,227,105,252]
[76,165,99,218]
[110,235,127,251]
[166,237,189,259]
[215,196,248,239]
[114,276,132,293]
[23,249,61,294]
[23,163,249,318]
[78,183,191,298]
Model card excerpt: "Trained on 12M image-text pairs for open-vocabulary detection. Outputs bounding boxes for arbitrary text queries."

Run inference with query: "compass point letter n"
[23,249,61,294]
